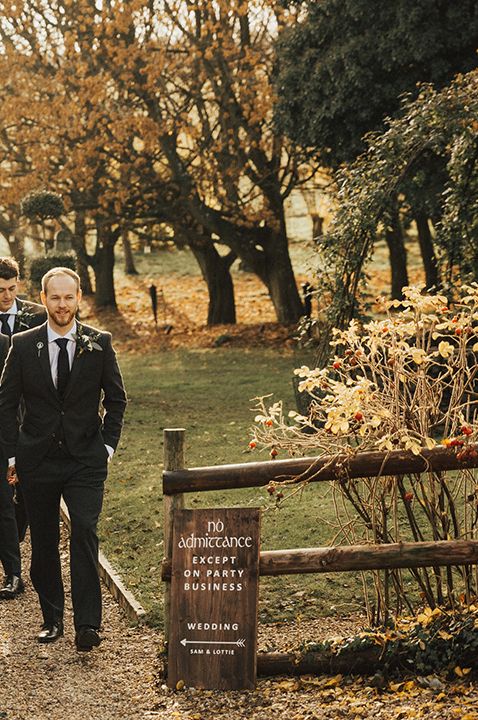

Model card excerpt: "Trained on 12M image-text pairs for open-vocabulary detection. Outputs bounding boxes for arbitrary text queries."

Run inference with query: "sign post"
[167,507,261,690]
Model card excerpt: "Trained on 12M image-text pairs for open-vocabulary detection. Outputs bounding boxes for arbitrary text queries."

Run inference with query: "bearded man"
[0,267,127,651]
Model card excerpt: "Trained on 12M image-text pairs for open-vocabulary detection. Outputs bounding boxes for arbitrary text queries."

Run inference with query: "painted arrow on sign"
[180,638,246,647]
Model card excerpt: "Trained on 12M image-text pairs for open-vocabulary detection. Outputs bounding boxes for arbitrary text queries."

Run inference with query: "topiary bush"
[20,190,64,222]
[28,253,77,291]
[20,190,65,255]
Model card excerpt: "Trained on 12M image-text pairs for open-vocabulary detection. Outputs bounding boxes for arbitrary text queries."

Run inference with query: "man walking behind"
[0,267,127,651]
[0,256,46,600]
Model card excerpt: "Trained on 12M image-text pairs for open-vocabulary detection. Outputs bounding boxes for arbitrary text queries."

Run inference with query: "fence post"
[163,428,185,648]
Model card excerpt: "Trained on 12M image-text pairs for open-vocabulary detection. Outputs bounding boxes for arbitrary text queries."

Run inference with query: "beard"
[49,308,77,326]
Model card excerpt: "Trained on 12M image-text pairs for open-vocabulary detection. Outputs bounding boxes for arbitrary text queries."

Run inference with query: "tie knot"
[55,338,69,350]
[0,314,9,320]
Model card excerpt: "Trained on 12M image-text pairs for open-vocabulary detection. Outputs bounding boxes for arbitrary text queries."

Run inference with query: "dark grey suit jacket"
[0,299,47,456]
[0,322,127,470]
[12,298,47,334]
[0,335,8,382]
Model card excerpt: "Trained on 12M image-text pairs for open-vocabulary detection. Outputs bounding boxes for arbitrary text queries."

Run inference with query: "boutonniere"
[17,307,38,330]
[36,341,44,357]
[73,326,103,356]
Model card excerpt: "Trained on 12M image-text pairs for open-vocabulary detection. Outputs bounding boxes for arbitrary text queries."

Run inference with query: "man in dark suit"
[0,256,46,601]
[0,333,20,599]
[0,266,127,650]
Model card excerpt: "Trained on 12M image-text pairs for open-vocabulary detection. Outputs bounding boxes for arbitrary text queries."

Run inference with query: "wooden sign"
[167,507,261,690]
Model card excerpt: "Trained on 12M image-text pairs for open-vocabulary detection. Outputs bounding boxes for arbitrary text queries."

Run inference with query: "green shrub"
[28,253,77,290]
[20,190,64,222]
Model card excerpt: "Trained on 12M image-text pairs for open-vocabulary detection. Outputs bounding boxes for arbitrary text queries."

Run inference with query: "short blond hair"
[41,266,81,294]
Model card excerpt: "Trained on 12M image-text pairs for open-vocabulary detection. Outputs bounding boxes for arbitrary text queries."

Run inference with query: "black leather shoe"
[0,575,25,600]
[75,626,101,652]
[37,621,64,644]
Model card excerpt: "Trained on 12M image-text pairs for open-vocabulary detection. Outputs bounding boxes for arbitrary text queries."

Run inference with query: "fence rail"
[162,443,478,494]
[162,538,478,579]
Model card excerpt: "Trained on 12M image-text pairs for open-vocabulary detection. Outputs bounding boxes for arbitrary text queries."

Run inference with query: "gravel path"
[0,529,160,720]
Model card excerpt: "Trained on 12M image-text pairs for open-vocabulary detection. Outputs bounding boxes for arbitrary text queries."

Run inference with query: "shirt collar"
[3,300,18,315]
[47,319,78,344]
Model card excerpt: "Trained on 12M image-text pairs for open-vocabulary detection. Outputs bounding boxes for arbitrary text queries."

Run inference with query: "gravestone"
[54,229,73,253]
[167,507,261,690]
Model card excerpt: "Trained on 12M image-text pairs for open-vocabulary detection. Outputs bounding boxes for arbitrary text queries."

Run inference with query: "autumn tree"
[0,0,310,323]
[0,16,115,304]
[0,208,26,274]
[0,76,40,272]
[94,0,309,322]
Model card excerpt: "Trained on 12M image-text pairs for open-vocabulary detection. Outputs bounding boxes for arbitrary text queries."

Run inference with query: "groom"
[0,267,127,650]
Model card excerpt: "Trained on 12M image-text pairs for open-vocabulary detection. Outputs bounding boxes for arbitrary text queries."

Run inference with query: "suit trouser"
[15,407,29,542]
[0,459,21,577]
[19,449,106,630]
[14,484,29,542]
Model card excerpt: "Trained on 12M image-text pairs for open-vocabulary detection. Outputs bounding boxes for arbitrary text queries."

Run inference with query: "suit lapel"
[63,344,86,401]
[13,298,24,334]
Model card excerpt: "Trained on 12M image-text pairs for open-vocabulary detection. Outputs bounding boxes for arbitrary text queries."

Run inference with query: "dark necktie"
[55,338,70,396]
[0,313,12,339]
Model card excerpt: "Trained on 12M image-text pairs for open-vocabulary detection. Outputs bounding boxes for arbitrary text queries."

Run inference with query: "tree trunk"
[72,212,93,295]
[415,211,439,290]
[189,241,237,324]
[189,214,304,323]
[93,243,117,308]
[385,212,408,300]
[257,645,396,677]
[122,230,138,275]
[158,130,303,323]
[92,222,119,308]
[262,228,304,323]
[234,223,303,323]
[311,213,323,241]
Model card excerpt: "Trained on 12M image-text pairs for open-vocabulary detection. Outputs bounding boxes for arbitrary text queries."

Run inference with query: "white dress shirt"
[47,321,78,386]
[2,299,18,333]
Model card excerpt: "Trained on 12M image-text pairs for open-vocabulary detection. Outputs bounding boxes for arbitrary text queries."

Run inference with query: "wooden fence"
[162,428,478,676]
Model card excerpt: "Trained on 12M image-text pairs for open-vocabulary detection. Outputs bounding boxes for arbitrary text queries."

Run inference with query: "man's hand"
[7,465,18,485]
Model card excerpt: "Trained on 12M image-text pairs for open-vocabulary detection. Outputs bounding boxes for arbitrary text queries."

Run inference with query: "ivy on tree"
[310,70,478,367]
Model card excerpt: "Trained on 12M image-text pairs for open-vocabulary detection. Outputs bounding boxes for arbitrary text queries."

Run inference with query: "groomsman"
[0,267,127,650]
[0,333,19,599]
[0,256,46,600]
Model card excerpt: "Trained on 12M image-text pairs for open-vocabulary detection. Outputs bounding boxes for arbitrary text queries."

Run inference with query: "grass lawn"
[100,348,366,627]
